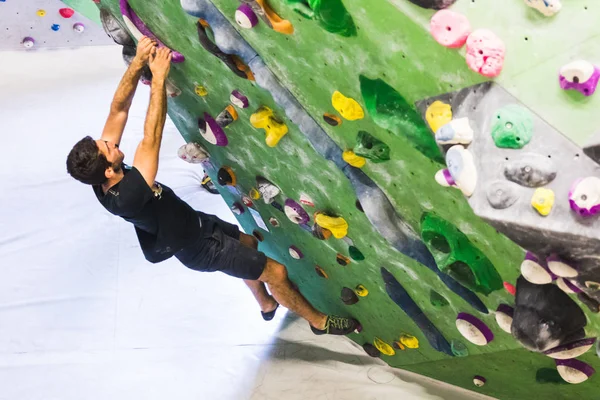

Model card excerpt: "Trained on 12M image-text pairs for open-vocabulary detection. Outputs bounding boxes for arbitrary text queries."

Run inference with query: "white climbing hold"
[22,37,35,48]
[495,304,514,334]
[235,4,259,29]
[556,278,582,294]
[555,359,595,384]
[435,117,474,145]
[445,145,477,197]
[524,0,562,16]
[434,169,457,188]
[546,255,578,278]
[521,252,555,285]
[569,176,600,217]
[177,142,209,163]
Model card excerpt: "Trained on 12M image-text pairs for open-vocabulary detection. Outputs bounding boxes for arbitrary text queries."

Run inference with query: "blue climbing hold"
[51,24,61,31]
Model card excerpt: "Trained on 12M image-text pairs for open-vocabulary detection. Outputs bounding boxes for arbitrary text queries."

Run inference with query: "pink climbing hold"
[466,29,506,78]
[430,10,471,48]
[59,8,75,18]
[504,281,516,296]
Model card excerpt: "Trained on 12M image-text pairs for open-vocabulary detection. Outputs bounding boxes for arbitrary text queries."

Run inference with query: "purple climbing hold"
[559,60,600,97]
[545,338,597,360]
[230,90,249,108]
[556,278,582,294]
[456,312,494,346]
[434,168,456,188]
[569,177,600,217]
[235,4,259,29]
[555,359,595,384]
[231,202,245,215]
[73,22,85,33]
[283,199,310,225]
[288,245,304,259]
[199,113,228,146]
[473,375,486,387]
[546,254,578,278]
[22,37,35,48]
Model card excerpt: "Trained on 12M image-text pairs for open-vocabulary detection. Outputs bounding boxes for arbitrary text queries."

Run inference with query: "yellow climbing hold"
[314,213,348,239]
[355,284,369,297]
[194,85,208,97]
[399,334,419,349]
[343,150,366,168]
[37,9,47,17]
[531,188,555,216]
[249,188,261,200]
[374,337,396,356]
[332,91,364,121]
[250,106,289,147]
[425,100,452,133]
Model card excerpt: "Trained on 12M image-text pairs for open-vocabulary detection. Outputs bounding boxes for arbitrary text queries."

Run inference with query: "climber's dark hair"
[66,136,110,185]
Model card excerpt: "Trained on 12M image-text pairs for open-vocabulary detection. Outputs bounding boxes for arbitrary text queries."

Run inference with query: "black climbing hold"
[355,199,364,212]
[252,230,264,242]
[405,0,457,10]
[217,166,236,186]
[336,253,351,266]
[341,287,359,305]
[349,246,365,261]
[271,201,284,213]
[315,266,328,279]
[323,113,342,126]
[363,343,381,357]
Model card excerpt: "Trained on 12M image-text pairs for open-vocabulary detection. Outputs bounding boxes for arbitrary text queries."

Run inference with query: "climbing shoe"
[261,303,279,321]
[311,315,361,336]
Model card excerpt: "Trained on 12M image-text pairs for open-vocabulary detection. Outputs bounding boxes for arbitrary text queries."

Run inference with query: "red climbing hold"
[504,281,516,296]
[59,8,75,18]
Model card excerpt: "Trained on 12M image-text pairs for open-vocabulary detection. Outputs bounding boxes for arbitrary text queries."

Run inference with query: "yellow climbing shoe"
[314,213,349,239]
[332,91,364,121]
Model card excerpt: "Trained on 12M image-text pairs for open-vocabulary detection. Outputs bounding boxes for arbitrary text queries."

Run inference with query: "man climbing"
[66,37,360,336]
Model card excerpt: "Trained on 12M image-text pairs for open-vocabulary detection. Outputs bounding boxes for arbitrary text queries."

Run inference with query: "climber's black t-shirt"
[92,165,200,263]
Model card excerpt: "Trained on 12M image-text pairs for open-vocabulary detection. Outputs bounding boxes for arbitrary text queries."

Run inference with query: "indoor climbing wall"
[89,0,600,398]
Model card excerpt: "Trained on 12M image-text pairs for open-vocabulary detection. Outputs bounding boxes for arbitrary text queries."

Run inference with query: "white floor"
[0,46,493,400]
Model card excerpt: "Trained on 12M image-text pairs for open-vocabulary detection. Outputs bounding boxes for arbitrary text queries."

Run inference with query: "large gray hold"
[486,180,520,209]
[512,276,587,352]
[100,9,135,47]
[504,154,557,188]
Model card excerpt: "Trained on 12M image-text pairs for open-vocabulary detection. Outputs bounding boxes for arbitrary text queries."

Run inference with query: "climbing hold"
[348,246,365,261]
[299,194,315,207]
[434,169,457,188]
[198,113,229,146]
[271,201,284,214]
[217,166,237,186]
[332,91,364,121]
[355,285,369,297]
[73,23,85,33]
[373,338,395,356]
[250,106,289,147]
[486,181,520,209]
[399,334,419,349]
[288,245,304,259]
[524,0,561,16]
[195,85,208,97]
[311,224,332,240]
[547,255,578,278]
[323,113,342,126]
[435,118,474,145]
[256,176,280,204]
[578,292,600,313]
[283,199,310,224]
[100,8,134,46]
[355,200,364,212]
[491,104,534,149]
[249,188,261,200]
[521,252,556,284]
[314,213,348,239]
[336,253,351,266]
[165,79,182,98]
[430,10,470,48]
[466,29,506,77]
[504,281,516,296]
[51,24,61,31]
[241,0,294,34]
[455,313,494,346]
[22,37,35,49]
[242,195,253,207]
[120,0,184,62]
[393,341,405,350]
[473,376,486,387]
[425,100,452,133]
[285,0,356,37]
[531,188,555,216]
[36,9,46,17]
[504,154,557,187]
[353,131,391,163]
[451,340,469,357]
[341,287,359,305]
[215,105,238,128]
[342,150,366,168]
[569,177,600,217]
[252,229,264,242]
[495,304,514,334]
[536,368,568,385]
[556,278,582,294]
[446,145,477,197]
[555,359,595,384]
[429,290,449,307]
[315,266,328,279]
[363,343,381,358]
[586,281,600,291]
[559,60,600,96]
[177,142,209,163]
[235,4,259,28]
[59,8,75,18]
[268,217,279,227]
[231,202,245,215]
[405,0,457,9]
[230,90,249,108]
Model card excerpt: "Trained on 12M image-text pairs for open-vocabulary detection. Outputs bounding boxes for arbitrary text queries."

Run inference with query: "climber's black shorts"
[175,212,267,280]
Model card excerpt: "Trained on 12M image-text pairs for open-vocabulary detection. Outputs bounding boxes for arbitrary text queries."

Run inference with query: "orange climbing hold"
[255,0,294,35]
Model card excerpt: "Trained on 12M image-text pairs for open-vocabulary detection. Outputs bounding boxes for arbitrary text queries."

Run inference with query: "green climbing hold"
[536,368,569,385]
[451,339,469,357]
[354,131,391,163]
[285,0,357,37]
[490,104,534,149]
[421,212,503,295]
[349,246,365,261]
[429,290,449,307]
[359,75,444,163]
